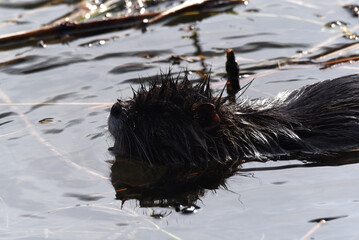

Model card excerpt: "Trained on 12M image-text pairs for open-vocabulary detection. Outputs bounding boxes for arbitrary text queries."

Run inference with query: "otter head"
[108,73,226,167]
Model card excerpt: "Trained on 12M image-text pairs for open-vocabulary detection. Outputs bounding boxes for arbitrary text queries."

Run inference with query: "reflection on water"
[110,156,243,208]
[2,0,359,239]
[219,41,309,54]
[110,151,359,209]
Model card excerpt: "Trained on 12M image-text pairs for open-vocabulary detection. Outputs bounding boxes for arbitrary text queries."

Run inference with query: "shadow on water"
[110,156,242,210]
[110,150,359,209]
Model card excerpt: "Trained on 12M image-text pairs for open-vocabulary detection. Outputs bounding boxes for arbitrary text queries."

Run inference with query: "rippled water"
[1,0,359,239]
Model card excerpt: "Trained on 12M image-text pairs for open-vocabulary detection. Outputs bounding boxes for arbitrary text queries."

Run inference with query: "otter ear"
[194,103,221,131]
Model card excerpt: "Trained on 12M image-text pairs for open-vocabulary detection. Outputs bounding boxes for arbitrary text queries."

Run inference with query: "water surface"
[1,0,359,239]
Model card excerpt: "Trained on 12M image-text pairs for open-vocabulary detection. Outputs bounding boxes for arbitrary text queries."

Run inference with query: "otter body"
[108,73,359,166]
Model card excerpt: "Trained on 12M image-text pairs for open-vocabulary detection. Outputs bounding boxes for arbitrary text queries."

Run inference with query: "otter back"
[108,73,359,166]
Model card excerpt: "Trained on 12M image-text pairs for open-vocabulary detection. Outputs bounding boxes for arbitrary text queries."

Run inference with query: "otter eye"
[163,111,170,118]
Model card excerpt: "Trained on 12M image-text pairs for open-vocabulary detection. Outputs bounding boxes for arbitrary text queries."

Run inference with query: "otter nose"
[110,101,123,118]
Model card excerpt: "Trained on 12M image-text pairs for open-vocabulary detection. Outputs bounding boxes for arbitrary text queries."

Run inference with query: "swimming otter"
[108,66,359,167]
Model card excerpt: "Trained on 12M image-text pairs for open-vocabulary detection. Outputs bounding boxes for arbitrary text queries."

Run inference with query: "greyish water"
[1,0,359,239]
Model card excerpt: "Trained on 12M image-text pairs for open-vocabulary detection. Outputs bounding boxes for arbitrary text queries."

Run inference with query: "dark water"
[1,0,359,239]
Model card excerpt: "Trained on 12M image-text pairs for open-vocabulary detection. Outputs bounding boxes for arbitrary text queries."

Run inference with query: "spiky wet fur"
[108,73,359,167]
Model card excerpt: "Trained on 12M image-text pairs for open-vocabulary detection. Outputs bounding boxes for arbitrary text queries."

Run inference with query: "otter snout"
[108,101,126,139]
[110,100,123,118]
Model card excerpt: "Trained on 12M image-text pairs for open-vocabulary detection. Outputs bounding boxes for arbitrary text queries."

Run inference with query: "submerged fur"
[108,73,359,166]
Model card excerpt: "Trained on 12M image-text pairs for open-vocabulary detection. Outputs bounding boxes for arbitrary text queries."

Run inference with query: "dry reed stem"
[0,88,108,180]
[300,220,326,240]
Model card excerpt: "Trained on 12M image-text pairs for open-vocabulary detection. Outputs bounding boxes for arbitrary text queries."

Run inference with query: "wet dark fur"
[108,73,359,167]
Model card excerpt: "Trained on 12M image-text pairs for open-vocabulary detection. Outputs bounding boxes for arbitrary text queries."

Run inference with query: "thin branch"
[300,220,325,240]
[148,0,246,24]
[0,0,245,49]
[0,87,108,180]
[0,12,159,47]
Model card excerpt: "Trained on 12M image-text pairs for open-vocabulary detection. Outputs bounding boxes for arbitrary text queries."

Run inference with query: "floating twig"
[0,0,246,49]
[148,0,246,24]
[0,12,159,48]
[300,220,326,240]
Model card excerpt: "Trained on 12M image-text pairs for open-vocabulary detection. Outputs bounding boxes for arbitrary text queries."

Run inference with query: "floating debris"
[39,118,54,124]
[0,0,247,50]
[175,204,199,214]
[344,32,359,40]
[308,215,348,223]
[324,20,348,29]
[343,5,359,17]
[149,210,172,219]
